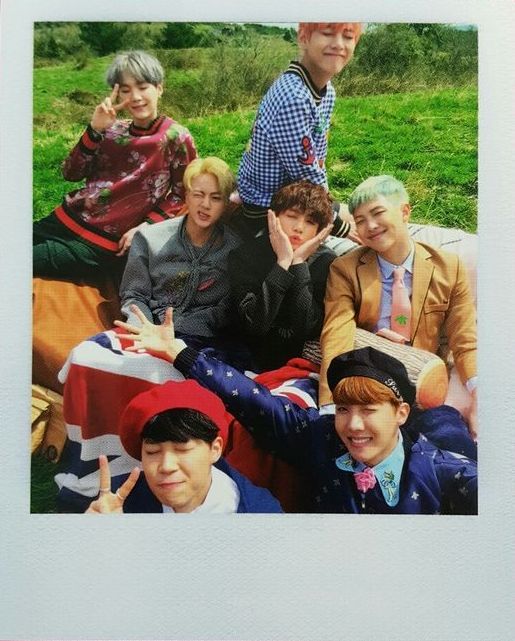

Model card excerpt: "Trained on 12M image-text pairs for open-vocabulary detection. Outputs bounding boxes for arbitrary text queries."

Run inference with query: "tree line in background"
[34,22,477,97]
[34,22,296,59]
[33,21,477,233]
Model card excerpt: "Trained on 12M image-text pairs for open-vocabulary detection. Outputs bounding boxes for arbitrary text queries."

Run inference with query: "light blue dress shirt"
[374,242,415,333]
[335,432,405,507]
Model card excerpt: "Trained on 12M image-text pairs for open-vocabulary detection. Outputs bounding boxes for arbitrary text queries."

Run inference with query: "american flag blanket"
[55,330,319,512]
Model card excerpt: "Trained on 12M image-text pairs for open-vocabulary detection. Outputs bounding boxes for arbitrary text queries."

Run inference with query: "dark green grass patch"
[31,454,67,513]
[327,88,477,231]
[34,59,108,114]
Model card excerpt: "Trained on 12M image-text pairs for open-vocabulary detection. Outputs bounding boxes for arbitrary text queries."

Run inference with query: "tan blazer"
[319,242,477,405]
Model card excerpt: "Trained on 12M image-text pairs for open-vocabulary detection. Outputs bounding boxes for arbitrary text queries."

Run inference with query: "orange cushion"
[32,276,121,394]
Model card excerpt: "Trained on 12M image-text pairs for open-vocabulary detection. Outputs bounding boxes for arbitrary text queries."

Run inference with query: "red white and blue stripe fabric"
[55,331,319,511]
[55,330,184,510]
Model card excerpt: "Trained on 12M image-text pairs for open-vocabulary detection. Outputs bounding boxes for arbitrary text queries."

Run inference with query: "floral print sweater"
[54,116,197,252]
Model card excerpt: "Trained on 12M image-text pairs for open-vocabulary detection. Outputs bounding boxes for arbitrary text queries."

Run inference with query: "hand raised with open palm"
[115,305,185,364]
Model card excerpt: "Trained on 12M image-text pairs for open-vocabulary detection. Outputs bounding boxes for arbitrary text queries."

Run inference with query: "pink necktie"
[391,266,411,342]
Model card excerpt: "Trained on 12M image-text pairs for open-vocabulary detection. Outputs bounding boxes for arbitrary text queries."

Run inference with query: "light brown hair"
[270,180,333,231]
[333,376,401,408]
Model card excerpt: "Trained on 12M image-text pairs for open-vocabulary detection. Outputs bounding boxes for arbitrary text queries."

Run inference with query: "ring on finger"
[99,487,110,495]
[116,490,125,501]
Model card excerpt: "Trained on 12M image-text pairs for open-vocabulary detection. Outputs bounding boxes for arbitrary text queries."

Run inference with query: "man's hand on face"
[267,209,294,270]
[292,222,333,264]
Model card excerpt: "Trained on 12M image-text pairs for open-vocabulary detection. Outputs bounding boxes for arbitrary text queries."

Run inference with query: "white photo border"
[1,1,514,639]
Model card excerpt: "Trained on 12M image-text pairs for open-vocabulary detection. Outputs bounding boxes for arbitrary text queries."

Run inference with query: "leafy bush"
[162,22,200,49]
[78,22,128,56]
[357,24,427,77]
[119,23,165,52]
[34,23,87,62]
[159,47,211,72]
[34,22,477,97]
[166,32,294,117]
[336,23,477,95]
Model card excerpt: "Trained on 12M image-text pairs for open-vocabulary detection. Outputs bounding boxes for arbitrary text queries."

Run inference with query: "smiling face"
[334,400,410,467]
[352,195,412,264]
[277,208,319,249]
[141,437,223,512]
[118,72,163,128]
[299,24,357,89]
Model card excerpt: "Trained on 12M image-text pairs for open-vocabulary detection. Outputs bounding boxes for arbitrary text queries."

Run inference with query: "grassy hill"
[34,79,477,232]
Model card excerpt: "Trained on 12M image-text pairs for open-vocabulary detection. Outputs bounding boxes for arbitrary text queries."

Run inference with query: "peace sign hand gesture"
[85,454,140,514]
[90,84,131,133]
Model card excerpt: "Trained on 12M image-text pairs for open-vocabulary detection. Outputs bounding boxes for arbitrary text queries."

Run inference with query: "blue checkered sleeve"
[266,94,329,186]
[238,73,335,208]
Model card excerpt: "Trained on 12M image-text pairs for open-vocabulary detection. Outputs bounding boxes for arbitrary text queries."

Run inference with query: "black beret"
[327,346,415,405]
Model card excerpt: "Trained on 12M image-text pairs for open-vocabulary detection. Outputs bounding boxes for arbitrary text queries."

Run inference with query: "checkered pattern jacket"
[237,62,335,209]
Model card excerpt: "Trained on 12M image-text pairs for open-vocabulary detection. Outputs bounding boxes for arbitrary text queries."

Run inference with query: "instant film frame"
[30,21,479,514]
[1,1,515,640]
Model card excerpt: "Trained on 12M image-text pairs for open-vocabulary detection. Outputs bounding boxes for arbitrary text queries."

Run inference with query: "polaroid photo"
[1,0,515,640]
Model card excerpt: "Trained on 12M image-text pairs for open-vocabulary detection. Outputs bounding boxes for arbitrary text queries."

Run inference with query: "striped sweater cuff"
[331,215,351,238]
[145,203,187,224]
[80,125,104,153]
[145,208,170,224]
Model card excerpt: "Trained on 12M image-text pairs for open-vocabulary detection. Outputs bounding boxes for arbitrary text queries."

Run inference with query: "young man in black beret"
[319,175,477,439]
[115,306,477,514]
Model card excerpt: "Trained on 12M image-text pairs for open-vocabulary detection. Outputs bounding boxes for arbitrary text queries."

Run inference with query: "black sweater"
[228,234,336,370]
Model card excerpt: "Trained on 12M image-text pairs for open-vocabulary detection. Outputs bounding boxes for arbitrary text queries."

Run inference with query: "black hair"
[141,408,220,445]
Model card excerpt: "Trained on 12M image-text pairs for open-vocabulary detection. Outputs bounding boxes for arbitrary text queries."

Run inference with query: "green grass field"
[31,58,477,513]
[34,79,477,232]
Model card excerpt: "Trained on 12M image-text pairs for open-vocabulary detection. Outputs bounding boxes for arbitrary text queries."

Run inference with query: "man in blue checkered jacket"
[234,22,362,241]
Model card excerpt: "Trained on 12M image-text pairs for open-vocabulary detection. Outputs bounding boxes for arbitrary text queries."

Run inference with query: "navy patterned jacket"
[174,347,477,514]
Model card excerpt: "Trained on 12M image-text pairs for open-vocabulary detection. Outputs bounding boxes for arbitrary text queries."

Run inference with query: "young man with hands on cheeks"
[113,306,477,514]
[228,181,335,371]
[33,50,197,279]
[86,380,282,514]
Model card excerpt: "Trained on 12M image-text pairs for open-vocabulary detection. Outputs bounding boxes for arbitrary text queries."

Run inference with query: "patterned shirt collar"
[128,114,166,137]
[335,432,405,506]
[285,61,327,104]
[377,241,415,279]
